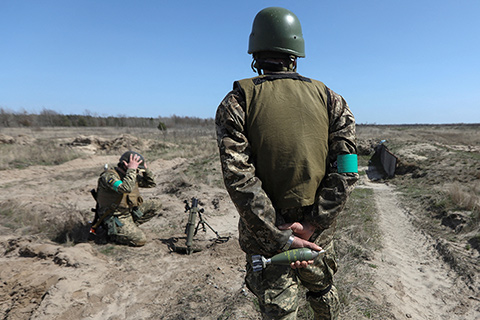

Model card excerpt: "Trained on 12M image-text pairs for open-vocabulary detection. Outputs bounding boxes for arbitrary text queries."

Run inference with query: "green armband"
[337,154,358,173]
[113,180,123,192]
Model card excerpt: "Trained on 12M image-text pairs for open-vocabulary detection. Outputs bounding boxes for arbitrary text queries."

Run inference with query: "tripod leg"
[203,221,221,238]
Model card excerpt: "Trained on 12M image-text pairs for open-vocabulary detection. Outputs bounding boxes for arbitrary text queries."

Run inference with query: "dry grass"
[0,126,394,315]
[295,187,390,319]
[358,124,480,291]
[0,199,92,244]
[0,126,217,245]
[0,140,84,170]
[2,124,478,319]
[445,182,480,213]
[334,188,393,319]
[0,200,45,234]
[0,125,389,319]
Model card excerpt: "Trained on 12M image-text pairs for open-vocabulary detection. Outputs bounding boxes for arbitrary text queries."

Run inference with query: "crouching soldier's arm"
[104,168,138,194]
[138,167,156,188]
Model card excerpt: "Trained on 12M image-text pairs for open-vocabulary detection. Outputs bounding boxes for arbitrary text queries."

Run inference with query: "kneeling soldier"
[95,151,156,246]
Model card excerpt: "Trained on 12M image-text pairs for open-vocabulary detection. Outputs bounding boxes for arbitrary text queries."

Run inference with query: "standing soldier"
[215,7,358,319]
[95,151,156,247]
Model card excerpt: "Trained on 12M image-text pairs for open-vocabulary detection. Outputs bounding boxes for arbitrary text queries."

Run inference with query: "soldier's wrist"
[281,235,295,251]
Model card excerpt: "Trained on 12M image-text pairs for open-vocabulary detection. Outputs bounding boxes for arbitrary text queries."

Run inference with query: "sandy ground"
[358,179,479,320]
[0,130,479,319]
[0,152,257,320]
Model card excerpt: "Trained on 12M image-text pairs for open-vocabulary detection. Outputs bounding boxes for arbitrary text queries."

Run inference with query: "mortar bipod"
[194,209,230,244]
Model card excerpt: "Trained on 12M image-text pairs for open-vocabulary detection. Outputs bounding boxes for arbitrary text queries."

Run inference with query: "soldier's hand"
[125,153,142,170]
[289,237,323,269]
[290,236,323,252]
[290,259,314,269]
[279,221,315,241]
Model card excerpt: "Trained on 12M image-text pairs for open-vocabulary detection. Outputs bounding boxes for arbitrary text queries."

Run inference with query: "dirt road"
[360,180,479,320]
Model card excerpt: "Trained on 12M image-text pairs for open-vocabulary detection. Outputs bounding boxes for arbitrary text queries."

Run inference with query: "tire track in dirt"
[359,180,478,320]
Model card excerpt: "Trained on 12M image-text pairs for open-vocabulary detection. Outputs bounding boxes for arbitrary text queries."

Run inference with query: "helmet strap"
[251,59,262,75]
[251,52,297,74]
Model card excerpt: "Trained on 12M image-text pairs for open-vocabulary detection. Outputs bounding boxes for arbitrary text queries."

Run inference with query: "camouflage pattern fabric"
[215,75,358,255]
[105,213,147,247]
[246,235,339,319]
[215,72,358,319]
[134,207,158,226]
[307,286,340,320]
[96,167,156,246]
[98,167,156,195]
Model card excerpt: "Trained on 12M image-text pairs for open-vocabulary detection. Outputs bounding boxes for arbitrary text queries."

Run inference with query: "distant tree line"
[0,108,214,129]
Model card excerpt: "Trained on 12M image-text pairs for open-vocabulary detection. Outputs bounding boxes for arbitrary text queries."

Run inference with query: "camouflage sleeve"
[305,87,359,230]
[102,169,137,193]
[215,89,292,256]
[138,168,156,188]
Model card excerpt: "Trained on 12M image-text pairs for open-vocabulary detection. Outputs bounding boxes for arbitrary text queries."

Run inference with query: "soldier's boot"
[134,209,157,226]
[111,232,147,247]
[306,285,340,320]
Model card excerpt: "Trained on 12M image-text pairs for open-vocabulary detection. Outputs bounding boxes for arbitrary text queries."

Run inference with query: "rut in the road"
[360,180,478,320]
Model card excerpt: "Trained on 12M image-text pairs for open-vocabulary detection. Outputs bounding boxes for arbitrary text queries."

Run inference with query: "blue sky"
[1,0,479,124]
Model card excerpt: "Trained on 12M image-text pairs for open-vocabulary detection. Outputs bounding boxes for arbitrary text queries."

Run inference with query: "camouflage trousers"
[104,210,150,247]
[245,241,339,320]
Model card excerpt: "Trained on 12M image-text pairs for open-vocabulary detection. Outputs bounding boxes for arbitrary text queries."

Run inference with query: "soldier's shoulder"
[100,168,120,182]
[233,76,260,89]
[295,73,325,87]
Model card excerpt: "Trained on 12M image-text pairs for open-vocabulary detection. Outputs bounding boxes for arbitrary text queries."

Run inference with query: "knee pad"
[306,284,332,299]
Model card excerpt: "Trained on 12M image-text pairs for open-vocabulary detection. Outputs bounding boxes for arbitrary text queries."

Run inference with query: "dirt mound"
[65,134,176,156]
[0,236,108,320]
[66,134,147,154]
[0,134,35,145]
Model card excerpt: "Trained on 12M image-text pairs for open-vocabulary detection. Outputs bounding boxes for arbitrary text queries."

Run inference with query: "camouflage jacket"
[215,73,358,256]
[97,167,156,214]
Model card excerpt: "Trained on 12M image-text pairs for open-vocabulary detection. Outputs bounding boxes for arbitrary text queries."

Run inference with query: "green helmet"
[119,151,145,169]
[248,7,305,58]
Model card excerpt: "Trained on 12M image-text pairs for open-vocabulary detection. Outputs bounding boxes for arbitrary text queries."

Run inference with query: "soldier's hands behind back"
[290,259,314,269]
[279,221,315,241]
[290,236,323,252]
[279,222,323,269]
[287,238,322,269]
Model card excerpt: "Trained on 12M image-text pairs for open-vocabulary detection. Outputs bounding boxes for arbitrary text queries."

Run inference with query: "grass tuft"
[0,139,84,170]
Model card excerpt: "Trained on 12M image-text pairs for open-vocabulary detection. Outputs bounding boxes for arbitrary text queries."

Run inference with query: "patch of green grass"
[357,155,371,167]
[98,245,117,256]
[396,183,427,200]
